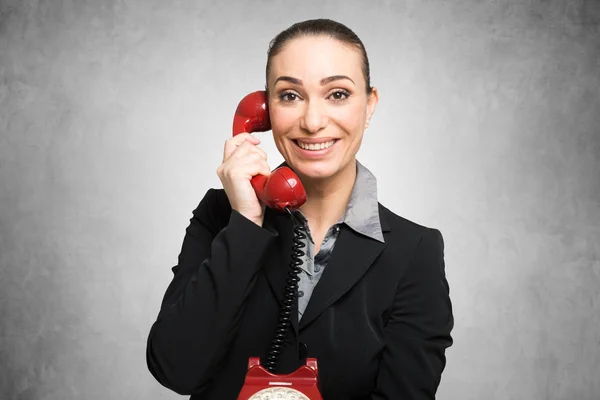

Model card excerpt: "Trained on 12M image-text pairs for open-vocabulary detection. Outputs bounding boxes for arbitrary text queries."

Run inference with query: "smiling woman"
[146,19,454,400]
[268,35,378,187]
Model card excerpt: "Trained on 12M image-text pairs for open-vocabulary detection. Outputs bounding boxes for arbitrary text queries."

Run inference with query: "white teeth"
[297,140,335,151]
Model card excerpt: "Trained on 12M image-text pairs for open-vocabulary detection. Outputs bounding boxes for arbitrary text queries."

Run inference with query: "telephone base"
[237,357,323,400]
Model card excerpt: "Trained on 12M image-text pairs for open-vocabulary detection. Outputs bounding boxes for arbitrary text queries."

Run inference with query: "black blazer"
[146,188,453,399]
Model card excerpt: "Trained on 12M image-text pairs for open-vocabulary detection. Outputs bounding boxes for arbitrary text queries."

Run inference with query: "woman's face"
[267,35,378,183]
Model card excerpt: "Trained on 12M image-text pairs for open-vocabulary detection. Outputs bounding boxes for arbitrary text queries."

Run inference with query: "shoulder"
[378,202,440,235]
[378,202,444,250]
[377,204,447,287]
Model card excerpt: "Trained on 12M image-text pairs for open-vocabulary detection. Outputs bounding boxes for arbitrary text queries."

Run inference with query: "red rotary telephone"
[233,91,322,400]
[237,357,322,400]
[232,91,307,212]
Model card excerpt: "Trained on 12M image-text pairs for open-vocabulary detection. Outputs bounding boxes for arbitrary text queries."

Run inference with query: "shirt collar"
[288,160,384,243]
[341,160,384,243]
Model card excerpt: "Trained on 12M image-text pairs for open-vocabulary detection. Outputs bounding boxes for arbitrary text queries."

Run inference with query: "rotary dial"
[248,386,310,400]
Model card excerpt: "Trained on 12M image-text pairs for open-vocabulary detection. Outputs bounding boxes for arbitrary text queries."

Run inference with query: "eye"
[328,89,350,102]
[279,91,301,102]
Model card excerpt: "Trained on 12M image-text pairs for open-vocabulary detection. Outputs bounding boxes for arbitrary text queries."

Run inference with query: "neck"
[297,159,357,228]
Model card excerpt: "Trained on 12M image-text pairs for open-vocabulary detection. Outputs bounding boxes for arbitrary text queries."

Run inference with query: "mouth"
[293,139,338,151]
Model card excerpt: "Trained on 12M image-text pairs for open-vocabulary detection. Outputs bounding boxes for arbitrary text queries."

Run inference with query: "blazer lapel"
[262,204,391,333]
[298,226,386,330]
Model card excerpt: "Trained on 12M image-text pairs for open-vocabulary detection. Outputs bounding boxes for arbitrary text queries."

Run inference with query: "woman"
[146,19,454,399]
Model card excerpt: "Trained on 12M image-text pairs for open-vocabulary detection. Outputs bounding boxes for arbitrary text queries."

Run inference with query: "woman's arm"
[146,188,277,395]
[371,228,454,399]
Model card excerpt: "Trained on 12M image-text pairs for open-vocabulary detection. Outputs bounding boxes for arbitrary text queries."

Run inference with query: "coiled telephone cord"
[264,207,307,373]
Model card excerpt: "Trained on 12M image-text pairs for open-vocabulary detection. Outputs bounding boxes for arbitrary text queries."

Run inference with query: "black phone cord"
[263,207,307,373]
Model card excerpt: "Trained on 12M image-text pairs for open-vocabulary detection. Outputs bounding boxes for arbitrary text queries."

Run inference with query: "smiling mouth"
[294,139,338,151]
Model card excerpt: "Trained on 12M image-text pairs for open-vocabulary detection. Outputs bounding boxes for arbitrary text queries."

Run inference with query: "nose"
[299,99,328,134]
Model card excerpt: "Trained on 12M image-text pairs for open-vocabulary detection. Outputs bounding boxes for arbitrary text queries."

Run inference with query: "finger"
[232,133,260,146]
[229,140,254,159]
[223,134,261,161]
[252,146,267,161]
[237,158,271,179]
[244,134,261,144]
[229,140,266,161]
[223,136,245,161]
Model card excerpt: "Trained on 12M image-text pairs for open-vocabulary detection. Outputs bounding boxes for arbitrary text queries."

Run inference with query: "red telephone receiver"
[234,92,322,400]
[233,91,307,212]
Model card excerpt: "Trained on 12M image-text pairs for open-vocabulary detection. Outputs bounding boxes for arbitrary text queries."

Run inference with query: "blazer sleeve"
[371,228,454,399]
[146,188,278,395]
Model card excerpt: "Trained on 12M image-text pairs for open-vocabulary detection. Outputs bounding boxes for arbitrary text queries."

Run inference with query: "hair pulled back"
[266,19,372,94]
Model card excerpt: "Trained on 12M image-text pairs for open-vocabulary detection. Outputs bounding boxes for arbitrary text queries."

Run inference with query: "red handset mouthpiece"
[232,91,306,212]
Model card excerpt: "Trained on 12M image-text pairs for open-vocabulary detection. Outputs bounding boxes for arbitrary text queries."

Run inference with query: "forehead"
[269,36,363,84]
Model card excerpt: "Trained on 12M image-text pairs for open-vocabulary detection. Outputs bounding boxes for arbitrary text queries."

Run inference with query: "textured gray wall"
[1,0,599,399]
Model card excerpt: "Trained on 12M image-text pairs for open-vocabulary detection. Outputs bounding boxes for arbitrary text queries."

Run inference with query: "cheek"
[334,104,366,135]
[269,107,296,139]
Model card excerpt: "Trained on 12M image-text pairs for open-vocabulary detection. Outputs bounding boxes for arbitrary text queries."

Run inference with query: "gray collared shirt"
[293,160,384,320]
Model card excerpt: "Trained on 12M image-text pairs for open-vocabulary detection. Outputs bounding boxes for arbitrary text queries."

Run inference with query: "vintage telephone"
[233,91,323,400]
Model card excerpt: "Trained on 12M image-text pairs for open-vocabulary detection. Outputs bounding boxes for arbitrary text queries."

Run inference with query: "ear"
[365,87,379,129]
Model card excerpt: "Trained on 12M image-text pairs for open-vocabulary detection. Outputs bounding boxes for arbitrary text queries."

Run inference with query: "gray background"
[1,0,599,399]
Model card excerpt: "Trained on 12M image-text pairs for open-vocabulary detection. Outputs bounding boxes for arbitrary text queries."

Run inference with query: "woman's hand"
[217,133,271,226]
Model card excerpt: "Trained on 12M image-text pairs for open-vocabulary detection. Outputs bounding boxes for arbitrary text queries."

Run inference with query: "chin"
[291,160,342,181]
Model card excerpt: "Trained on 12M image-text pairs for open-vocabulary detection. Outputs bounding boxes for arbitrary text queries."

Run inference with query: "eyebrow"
[274,75,356,86]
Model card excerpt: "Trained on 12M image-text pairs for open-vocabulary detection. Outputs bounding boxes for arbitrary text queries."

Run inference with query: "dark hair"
[265,19,372,94]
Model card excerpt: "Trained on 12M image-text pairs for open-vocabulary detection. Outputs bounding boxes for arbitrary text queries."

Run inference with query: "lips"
[293,138,339,150]
[295,139,336,151]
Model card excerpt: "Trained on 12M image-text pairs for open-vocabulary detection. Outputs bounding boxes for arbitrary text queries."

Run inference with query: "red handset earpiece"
[233,91,307,212]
